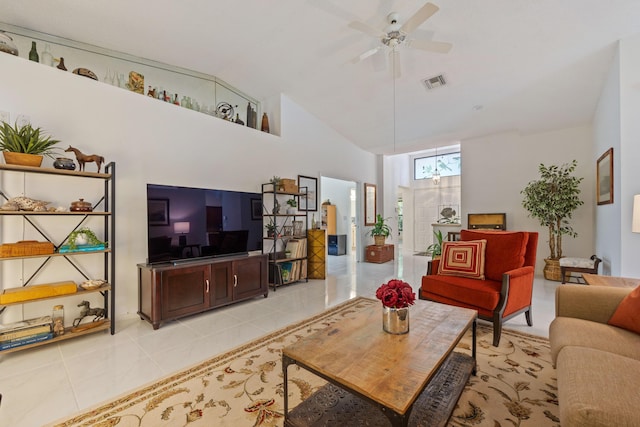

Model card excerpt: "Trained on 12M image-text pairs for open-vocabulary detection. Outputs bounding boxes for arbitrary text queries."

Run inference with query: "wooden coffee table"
[282,300,477,426]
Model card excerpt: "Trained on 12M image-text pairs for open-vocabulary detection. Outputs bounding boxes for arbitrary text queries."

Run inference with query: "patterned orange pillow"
[608,286,640,335]
[438,240,487,280]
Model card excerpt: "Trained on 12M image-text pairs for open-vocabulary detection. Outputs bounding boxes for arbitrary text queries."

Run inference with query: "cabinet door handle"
[205,279,210,293]
[233,274,238,287]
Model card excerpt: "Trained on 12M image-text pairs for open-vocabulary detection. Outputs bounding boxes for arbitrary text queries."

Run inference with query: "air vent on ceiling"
[422,74,447,90]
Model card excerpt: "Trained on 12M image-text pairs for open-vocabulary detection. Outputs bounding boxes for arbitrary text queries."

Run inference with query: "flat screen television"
[146,184,263,264]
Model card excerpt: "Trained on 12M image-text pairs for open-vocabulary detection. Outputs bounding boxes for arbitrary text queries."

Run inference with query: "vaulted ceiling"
[2,0,640,154]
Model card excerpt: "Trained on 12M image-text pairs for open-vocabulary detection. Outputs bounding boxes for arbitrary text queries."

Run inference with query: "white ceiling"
[2,0,640,154]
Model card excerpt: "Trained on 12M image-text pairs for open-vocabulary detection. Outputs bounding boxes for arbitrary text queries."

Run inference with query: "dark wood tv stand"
[137,253,268,329]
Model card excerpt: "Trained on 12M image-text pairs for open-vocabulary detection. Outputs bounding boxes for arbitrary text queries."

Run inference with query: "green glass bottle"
[28,41,39,62]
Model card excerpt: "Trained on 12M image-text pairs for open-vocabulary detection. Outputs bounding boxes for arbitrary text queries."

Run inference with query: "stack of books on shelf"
[58,243,106,253]
[281,238,308,283]
[0,316,53,351]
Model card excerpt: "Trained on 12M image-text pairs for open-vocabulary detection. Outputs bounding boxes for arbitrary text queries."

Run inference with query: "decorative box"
[365,244,394,264]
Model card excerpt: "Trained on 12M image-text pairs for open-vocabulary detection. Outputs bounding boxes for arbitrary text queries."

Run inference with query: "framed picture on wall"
[148,198,170,226]
[364,183,377,226]
[298,175,318,211]
[597,147,613,205]
[251,198,262,220]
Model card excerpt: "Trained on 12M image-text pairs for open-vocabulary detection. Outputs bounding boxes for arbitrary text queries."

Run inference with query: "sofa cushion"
[608,285,640,334]
[438,239,486,280]
[421,274,501,312]
[557,346,640,427]
[549,317,640,365]
[460,230,528,281]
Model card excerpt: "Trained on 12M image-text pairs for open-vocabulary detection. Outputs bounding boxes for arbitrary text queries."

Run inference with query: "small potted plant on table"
[369,214,392,246]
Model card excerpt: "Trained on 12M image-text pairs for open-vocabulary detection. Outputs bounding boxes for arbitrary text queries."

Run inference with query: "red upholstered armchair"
[420,230,538,346]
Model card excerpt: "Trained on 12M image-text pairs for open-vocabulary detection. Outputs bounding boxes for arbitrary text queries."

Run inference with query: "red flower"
[375,279,415,308]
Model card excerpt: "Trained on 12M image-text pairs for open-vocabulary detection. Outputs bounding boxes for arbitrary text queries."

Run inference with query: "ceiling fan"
[348,2,452,78]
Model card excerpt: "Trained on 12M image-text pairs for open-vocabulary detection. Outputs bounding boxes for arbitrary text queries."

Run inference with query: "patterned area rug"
[48,297,559,427]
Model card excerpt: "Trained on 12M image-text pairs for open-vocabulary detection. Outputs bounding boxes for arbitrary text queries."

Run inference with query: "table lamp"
[174,221,190,245]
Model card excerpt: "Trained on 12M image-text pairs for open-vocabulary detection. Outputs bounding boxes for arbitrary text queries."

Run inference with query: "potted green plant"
[65,227,106,250]
[0,121,61,167]
[426,230,444,259]
[286,198,297,214]
[369,214,392,246]
[265,221,277,238]
[521,160,583,281]
[269,176,281,192]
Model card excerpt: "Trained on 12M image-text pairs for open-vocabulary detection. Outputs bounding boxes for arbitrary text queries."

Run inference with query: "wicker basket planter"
[374,236,386,246]
[543,258,562,281]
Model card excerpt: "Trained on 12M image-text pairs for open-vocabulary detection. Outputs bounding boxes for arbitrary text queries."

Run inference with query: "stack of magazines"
[0,316,53,351]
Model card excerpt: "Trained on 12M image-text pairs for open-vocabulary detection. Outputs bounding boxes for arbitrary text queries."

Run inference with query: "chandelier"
[432,147,441,184]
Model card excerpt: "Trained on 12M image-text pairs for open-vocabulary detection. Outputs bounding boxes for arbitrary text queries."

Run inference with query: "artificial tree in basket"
[521,160,583,281]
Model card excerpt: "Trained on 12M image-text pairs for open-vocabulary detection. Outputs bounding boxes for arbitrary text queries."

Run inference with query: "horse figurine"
[73,300,106,327]
[65,146,105,172]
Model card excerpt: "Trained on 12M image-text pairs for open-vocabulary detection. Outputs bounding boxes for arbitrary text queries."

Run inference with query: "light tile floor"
[0,246,560,427]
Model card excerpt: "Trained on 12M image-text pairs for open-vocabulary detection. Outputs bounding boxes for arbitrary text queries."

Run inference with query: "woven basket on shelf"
[0,240,54,257]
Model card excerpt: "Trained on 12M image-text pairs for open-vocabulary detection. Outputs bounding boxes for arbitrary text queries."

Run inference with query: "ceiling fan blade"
[391,49,401,79]
[400,2,439,34]
[351,46,382,63]
[348,21,385,39]
[408,39,452,53]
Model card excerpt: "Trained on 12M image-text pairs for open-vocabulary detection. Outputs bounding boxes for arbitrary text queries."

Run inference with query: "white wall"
[0,53,378,319]
[384,126,594,274]
[592,34,640,278]
[618,34,640,277]
[593,46,621,275]
[462,126,595,274]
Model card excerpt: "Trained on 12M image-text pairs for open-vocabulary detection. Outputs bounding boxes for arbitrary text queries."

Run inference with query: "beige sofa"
[549,285,640,427]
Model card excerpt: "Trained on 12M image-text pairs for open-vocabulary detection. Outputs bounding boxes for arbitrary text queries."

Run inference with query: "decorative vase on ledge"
[382,306,409,334]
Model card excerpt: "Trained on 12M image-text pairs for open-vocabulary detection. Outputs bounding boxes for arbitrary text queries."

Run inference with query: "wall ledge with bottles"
[0,22,273,133]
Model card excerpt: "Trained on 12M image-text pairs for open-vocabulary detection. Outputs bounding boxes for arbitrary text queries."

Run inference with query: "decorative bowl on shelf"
[80,279,106,290]
[70,198,92,212]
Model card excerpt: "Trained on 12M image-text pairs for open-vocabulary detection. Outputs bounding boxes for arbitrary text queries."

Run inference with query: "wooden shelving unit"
[262,182,309,290]
[0,162,116,354]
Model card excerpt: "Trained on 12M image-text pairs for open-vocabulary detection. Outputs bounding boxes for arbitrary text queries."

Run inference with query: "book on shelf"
[0,323,52,342]
[58,244,106,253]
[280,262,293,282]
[285,238,307,259]
[0,315,52,333]
[0,332,53,351]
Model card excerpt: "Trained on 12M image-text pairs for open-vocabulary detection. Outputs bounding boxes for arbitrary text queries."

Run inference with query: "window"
[414,152,461,180]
